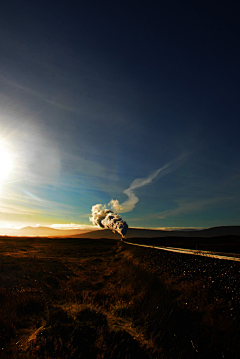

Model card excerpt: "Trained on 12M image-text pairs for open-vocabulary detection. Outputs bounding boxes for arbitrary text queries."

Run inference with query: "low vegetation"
[128,235,240,254]
[0,236,239,358]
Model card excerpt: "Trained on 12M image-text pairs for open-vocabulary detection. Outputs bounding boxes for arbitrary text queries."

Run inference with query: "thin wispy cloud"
[0,203,42,215]
[50,223,97,231]
[0,187,77,217]
[0,70,133,127]
[109,153,189,213]
[0,75,87,116]
[0,179,24,185]
[157,196,234,219]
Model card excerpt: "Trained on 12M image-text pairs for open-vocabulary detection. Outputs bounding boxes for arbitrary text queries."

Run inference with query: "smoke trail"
[108,166,167,213]
[109,153,189,213]
[89,204,128,239]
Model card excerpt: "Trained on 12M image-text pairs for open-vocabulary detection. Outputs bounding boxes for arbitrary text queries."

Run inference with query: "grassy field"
[0,236,239,358]
[127,235,240,254]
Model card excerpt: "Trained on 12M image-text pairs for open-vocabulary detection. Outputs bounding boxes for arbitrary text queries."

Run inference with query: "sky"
[0,0,240,230]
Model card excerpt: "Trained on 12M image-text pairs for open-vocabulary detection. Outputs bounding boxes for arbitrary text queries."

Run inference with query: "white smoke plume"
[109,154,188,213]
[89,204,128,239]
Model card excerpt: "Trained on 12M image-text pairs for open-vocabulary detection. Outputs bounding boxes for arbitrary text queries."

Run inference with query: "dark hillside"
[127,235,240,254]
[70,226,240,239]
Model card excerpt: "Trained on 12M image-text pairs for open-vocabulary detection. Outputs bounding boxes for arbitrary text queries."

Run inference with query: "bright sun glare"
[0,142,14,182]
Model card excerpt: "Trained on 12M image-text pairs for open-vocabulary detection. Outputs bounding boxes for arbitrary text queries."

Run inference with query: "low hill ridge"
[0,225,239,238]
[69,226,240,239]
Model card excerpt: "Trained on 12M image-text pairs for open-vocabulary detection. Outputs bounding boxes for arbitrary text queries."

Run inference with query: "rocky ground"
[123,242,240,323]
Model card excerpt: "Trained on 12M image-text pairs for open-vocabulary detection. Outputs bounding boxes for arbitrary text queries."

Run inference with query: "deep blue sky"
[0,0,239,229]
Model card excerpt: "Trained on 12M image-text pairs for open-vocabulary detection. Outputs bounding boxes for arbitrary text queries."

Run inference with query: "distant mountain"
[0,226,95,237]
[69,226,240,239]
[198,226,240,237]
[0,225,239,238]
[69,228,171,239]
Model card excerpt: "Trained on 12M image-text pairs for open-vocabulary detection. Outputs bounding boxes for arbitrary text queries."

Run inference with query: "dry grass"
[0,236,239,358]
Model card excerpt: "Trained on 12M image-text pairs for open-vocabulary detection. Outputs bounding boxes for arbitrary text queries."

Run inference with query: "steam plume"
[89,204,128,239]
[109,154,188,213]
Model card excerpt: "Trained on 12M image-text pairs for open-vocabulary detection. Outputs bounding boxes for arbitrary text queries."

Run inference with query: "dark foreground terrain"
[0,236,240,358]
[127,234,240,254]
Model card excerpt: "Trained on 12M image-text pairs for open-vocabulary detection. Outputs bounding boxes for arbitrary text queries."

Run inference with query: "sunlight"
[0,141,14,182]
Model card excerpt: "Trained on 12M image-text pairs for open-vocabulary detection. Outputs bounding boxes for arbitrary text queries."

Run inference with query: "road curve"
[123,241,240,262]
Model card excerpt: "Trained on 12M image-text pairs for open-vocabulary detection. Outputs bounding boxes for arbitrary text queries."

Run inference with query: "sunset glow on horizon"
[0,1,239,231]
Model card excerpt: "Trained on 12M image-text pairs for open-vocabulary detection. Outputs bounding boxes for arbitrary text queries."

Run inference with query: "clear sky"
[0,0,239,230]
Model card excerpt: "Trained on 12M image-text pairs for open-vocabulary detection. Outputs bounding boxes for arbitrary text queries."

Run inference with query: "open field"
[0,236,240,358]
[126,235,240,255]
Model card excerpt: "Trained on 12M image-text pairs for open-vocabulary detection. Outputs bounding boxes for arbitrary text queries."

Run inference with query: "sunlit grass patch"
[28,306,149,359]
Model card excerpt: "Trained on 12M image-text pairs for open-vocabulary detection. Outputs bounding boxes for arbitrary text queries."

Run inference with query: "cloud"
[157,197,234,219]
[0,203,42,215]
[109,153,189,213]
[50,223,97,231]
[0,186,77,218]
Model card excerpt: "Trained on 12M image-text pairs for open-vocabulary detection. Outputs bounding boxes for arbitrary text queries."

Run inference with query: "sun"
[0,142,14,182]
